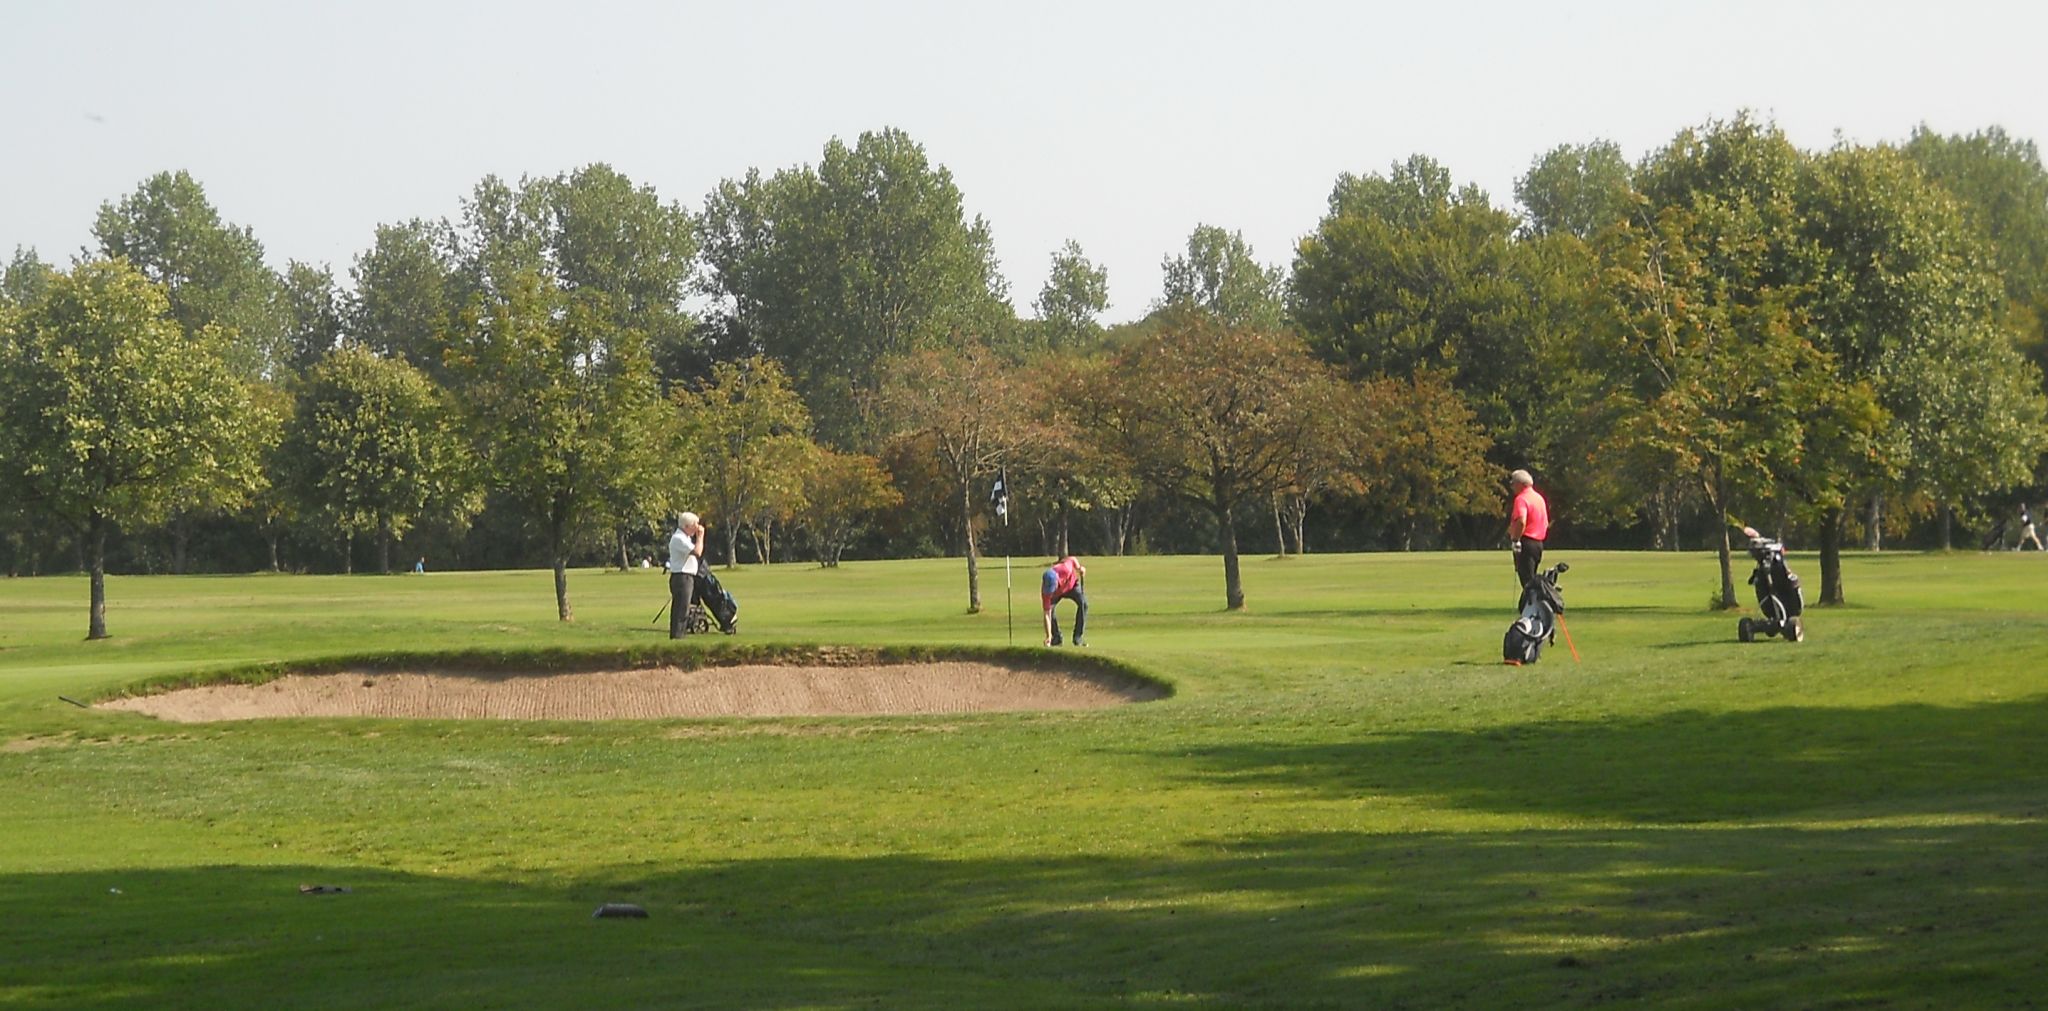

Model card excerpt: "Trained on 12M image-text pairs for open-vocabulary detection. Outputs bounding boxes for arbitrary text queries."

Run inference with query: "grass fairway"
[1,550,2044,1009]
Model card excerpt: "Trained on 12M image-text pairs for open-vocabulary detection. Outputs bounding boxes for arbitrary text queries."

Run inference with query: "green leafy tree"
[1082,322,1349,610]
[1157,224,1284,330]
[282,345,478,574]
[0,260,265,638]
[1516,141,1635,240]
[1904,126,2048,378]
[1288,155,1537,457]
[348,220,457,378]
[674,356,814,567]
[280,261,343,373]
[697,128,1013,442]
[3,247,54,307]
[442,165,695,618]
[92,170,286,379]
[1033,240,1110,350]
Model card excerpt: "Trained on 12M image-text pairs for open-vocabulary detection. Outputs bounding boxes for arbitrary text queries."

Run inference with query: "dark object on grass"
[299,884,352,895]
[593,902,648,919]
[1503,563,1568,665]
[1737,528,1804,644]
[59,695,88,708]
[692,569,739,635]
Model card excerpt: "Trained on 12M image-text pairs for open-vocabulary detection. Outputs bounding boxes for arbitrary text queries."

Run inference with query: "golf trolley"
[1503,562,1569,665]
[1737,529,1803,643]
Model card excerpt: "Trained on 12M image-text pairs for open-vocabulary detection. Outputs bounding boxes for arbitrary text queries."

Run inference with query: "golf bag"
[691,568,739,635]
[1738,535,1802,643]
[1503,562,1569,664]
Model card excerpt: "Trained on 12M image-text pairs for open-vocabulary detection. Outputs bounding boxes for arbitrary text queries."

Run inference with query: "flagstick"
[1004,507,1013,647]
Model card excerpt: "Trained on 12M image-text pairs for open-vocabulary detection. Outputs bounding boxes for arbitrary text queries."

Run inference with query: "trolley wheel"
[686,603,712,635]
[1786,616,1803,643]
[1738,617,1754,643]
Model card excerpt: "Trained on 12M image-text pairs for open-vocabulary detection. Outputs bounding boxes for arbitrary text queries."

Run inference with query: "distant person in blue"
[413,556,425,574]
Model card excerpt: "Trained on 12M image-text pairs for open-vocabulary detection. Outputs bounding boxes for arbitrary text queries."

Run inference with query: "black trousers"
[669,571,696,638]
[1515,537,1545,600]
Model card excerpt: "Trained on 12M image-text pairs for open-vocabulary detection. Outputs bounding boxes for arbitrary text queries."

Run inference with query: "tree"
[92,170,285,379]
[796,449,901,567]
[1516,141,1635,240]
[697,128,1012,443]
[348,220,457,378]
[1904,126,2048,378]
[0,260,265,638]
[442,165,695,619]
[674,356,814,568]
[3,247,54,307]
[1796,141,2041,595]
[1288,155,1539,458]
[1157,224,1284,330]
[281,346,477,574]
[1347,370,1499,550]
[877,342,1038,612]
[1588,202,1825,606]
[1033,240,1110,350]
[1084,322,1349,610]
[280,260,343,373]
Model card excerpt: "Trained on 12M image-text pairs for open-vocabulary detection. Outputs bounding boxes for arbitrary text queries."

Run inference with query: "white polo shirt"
[667,528,699,575]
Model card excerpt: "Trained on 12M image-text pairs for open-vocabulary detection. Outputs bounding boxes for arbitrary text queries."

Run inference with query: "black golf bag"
[1504,562,1568,664]
[689,569,739,635]
[1738,536,1802,643]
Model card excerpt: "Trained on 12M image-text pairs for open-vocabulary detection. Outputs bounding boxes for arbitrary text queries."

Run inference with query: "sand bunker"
[99,661,1163,722]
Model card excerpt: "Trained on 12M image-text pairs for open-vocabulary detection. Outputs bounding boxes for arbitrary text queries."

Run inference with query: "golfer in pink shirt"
[1507,469,1549,598]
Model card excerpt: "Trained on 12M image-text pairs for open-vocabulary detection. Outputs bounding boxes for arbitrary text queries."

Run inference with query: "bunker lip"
[97,659,1167,722]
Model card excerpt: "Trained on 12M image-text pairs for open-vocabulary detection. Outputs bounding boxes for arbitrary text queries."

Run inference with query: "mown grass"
[1,550,2044,1008]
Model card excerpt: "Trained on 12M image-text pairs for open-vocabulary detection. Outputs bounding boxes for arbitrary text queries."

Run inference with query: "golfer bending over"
[1041,555,1087,647]
[667,512,705,639]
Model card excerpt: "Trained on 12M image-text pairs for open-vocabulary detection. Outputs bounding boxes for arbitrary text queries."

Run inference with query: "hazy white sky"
[4,0,2044,322]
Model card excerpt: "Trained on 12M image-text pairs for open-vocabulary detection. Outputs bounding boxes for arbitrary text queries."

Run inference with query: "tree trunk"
[1863,493,1882,551]
[724,524,740,570]
[1219,499,1244,610]
[1057,506,1069,558]
[551,509,573,622]
[1819,506,1845,605]
[378,513,393,575]
[617,530,630,572]
[962,478,982,613]
[1273,499,1287,557]
[267,525,281,572]
[343,531,354,576]
[761,520,774,566]
[1706,465,1736,608]
[87,514,109,640]
[1939,504,1954,550]
[170,515,189,575]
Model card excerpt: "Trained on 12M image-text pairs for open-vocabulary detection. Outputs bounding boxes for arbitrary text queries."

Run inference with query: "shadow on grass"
[1164,696,2048,824]
[4,819,2043,1009]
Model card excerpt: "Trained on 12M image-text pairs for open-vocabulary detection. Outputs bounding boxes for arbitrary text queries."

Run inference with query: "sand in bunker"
[101,662,1162,722]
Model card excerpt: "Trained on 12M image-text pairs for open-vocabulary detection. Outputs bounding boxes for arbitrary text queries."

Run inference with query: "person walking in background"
[1507,469,1550,600]
[667,512,705,638]
[1041,555,1088,647]
[2020,503,2043,551]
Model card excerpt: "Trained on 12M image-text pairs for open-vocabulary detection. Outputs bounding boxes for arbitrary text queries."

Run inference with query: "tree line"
[4,115,2046,635]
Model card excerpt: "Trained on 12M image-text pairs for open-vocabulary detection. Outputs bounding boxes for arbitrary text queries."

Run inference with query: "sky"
[4,0,2045,323]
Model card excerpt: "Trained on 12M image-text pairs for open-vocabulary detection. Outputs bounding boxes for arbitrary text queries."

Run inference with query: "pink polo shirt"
[1512,486,1549,542]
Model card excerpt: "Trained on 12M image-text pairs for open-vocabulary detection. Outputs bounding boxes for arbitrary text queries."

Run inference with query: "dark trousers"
[669,571,696,638]
[1047,587,1088,643]
[1514,537,1544,601]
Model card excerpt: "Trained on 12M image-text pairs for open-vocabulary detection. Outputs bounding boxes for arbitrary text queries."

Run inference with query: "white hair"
[679,511,700,528]
[1509,469,1533,488]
